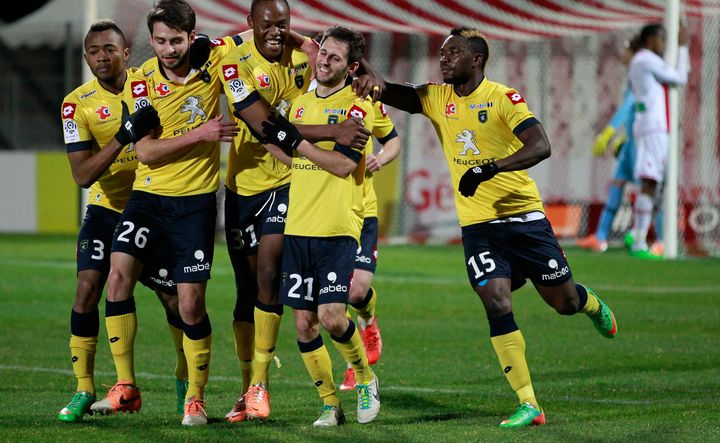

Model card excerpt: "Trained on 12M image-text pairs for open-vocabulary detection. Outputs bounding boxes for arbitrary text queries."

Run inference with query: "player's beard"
[316,68,347,89]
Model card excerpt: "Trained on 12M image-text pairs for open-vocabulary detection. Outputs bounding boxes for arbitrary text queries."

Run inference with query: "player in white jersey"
[626,23,689,258]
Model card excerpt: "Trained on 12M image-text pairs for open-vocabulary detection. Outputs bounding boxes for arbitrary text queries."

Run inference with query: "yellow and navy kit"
[364,101,398,218]
[417,78,545,226]
[61,70,139,212]
[219,38,313,196]
[123,36,237,196]
[285,85,372,242]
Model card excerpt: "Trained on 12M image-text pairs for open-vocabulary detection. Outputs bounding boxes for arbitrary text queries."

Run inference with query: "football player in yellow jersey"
[259,26,380,427]
[339,101,402,391]
[212,0,371,423]
[91,0,239,427]
[354,27,618,428]
[56,20,192,422]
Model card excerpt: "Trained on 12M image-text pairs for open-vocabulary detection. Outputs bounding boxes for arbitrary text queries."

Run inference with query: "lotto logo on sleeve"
[62,102,77,120]
[379,102,388,117]
[223,64,239,80]
[131,81,149,98]
[210,38,225,47]
[348,104,367,119]
[505,90,526,105]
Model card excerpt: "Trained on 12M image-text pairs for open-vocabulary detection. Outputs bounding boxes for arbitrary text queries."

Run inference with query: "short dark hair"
[320,26,366,64]
[147,0,196,35]
[86,19,126,46]
[250,0,290,17]
[639,23,664,46]
[450,27,489,69]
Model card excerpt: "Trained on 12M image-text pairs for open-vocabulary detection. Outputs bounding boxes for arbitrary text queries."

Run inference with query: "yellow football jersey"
[417,78,545,226]
[123,36,237,196]
[364,101,398,218]
[285,85,372,241]
[61,70,139,213]
[219,39,312,196]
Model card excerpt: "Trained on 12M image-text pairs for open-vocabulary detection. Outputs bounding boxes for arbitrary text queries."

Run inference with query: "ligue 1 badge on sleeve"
[478,110,488,123]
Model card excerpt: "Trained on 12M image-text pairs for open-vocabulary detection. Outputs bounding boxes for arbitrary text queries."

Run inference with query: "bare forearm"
[296,140,356,177]
[376,138,401,166]
[69,141,124,188]
[135,132,201,165]
[297,124,338,143]
[495,125,551,172]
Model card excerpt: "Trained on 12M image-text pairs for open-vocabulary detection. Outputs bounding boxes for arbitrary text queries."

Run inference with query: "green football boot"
[623,232,635,250]
[176,378,189,414]
[629,248,663,260]
[57,391,96,422]
[499,402,546,429]
[587,288,618,338]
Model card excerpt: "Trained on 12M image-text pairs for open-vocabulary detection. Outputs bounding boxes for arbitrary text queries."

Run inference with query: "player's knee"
[478,290,512,317]
[107,269,131,301]
[294,315,318,341]
[75,276,102,311]
[318,310,346,336]
[348,282,369,304]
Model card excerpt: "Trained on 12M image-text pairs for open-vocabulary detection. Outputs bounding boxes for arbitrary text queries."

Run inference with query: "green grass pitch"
[0,234,719,442]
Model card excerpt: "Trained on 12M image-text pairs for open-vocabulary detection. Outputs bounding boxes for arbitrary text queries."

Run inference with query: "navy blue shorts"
[461,217,572,291]
[354,217,378,272]
[224,185,289,257]
[280,236,356,311]
[112,190,216,284]
[77,204,120,274]
[78,204,177,295]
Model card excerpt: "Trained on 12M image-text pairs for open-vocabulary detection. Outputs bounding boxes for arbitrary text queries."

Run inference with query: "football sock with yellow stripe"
[576,283,601,316]
[105,298,137,384]
[350,286,377,322]
[166,311,188,381]
[298,336,339,407]
[232,320,254,392]
[250,302,283,386]
[70,309,99,394]
[183,315,212,401]
[489,312,538,408]
[331,320,373,384]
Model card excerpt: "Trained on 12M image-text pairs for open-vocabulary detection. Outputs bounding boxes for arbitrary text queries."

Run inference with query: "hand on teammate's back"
[458,162,500,197]
[336,117,370,150]
[115,102,160,146]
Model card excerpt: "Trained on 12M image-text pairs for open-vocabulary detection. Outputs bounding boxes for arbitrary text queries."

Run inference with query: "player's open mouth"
[265,39,282,50]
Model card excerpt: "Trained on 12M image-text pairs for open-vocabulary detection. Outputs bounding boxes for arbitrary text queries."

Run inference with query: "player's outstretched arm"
[296,117,370,150]
[262,114,358,177]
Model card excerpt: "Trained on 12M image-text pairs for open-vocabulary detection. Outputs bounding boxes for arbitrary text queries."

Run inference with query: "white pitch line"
[0,258,716,294]
[0,364,696,406]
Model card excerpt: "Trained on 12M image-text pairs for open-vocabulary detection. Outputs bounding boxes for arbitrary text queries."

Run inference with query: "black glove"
[458,161,500,197]
[261,114,303,152]
[189,34,212,69]
[114,102,160,146]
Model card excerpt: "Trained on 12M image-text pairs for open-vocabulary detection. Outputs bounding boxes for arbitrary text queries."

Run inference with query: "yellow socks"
[105,311,137,384]
[577,284,601,315]
[298,336,339,407]
[490,329,537,408]
[350,286,377,322]
[183,316,212,401]
[168,322,188,381]
[331,321,373,384]
[232,320,254,392]
[250,304,283,386]
[69,334,97,394]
